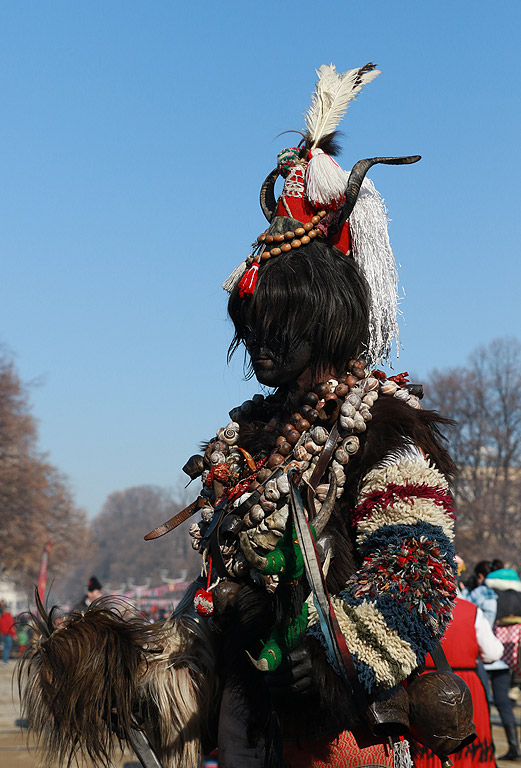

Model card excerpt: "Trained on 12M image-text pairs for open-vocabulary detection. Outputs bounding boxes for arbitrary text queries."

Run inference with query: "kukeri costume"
[19,64,474,768]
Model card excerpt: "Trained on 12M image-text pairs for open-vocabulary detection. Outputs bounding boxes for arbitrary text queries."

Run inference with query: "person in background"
[0,601,17,665]
[74,576,103,612]
[412,590,504,768]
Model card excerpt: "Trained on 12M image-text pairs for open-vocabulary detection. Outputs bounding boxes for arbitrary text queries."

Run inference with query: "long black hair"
[227,242,370,380]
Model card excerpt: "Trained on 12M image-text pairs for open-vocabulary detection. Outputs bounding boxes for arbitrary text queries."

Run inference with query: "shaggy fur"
[18,594,216,768]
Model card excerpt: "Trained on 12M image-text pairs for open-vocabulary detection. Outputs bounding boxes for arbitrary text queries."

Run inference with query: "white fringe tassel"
[349,176,402,366]
[222,260,247,293]
[306,149,347,208]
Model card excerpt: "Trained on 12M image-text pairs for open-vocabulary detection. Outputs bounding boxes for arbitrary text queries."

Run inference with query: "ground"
[0,660,519,767]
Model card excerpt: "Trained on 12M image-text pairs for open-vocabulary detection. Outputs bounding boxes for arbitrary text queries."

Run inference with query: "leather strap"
[306,424,340,519]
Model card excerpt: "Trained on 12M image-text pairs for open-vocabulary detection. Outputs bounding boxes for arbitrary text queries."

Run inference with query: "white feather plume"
[305,63,381,148]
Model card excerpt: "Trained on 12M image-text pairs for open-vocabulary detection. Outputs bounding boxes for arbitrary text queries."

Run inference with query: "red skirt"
[283,728,394,767]
[411,669,495,768]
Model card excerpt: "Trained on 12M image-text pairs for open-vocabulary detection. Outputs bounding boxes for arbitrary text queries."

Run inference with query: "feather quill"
[305,63,381,148]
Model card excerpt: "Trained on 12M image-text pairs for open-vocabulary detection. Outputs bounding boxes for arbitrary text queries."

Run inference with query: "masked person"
[20,64,466,768]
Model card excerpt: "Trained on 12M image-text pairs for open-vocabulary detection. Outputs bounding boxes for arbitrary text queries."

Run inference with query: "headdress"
[223,63,420,365]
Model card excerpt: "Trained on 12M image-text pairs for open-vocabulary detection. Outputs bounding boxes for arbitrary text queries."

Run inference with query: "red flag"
[37,541,51,602]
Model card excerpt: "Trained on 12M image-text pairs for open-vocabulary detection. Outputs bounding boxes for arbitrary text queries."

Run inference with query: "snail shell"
[242,512,254,528]
[346,393,362,408]
[249,529,282,550]
[302,468,313,484]
[259,495,276,513]
[327,378,339,392]
[395,389,410,402]
[191,539,201,551]
[362,392,378,406]
[219,421,240,445]
[250,504,265,524]
[330,462,346,484]
[294,444,311,462]
[343,435,360,455]
[339,415,355,432]
[360,407,372,423]
[340,402,356,418]
[201,507,214,523]
[335,486,344,499]
[266,506,289,532]
[353,413,367,433]
[304,439,320,455]
[210,450,226,466]
[264,479,280,501]
[201,469,209,483]
[363,377,379,392]
[311,426,328,445]
[380,380,398,395]
[276,473,290,495]
[316,483,330,502]
[264,574,279,594]
[189,522,202,538]
[408,394,421,409]
[334,448,350,465]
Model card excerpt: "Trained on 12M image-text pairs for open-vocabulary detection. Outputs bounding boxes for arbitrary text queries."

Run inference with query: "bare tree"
[0,351,89,590]
[425,337,521,568]
[61,485,200,603]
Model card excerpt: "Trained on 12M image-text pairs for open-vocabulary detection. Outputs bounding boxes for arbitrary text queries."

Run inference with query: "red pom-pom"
[238,263,259,297]
[194,588,214,615]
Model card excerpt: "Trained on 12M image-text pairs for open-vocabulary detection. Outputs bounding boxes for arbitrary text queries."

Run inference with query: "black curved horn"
[259,167,279,222]
[335,155,421,232]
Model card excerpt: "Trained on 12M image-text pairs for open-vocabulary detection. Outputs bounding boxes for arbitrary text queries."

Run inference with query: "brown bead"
[295,227,305,236]
[257,233,266,242]
[335,383,348,397]
[297,418,311,433]
[304,221,313,231]
[311,215,320,225]
[307,408,319,422]
[303,392,319,407]
[284,231,295,240]
[257,468,271,483]
[309,229,317,238]
[318,210,326,218]
[283,423,295,436]
[265,234,274,244]
[270,247,282,256]
[274,233,285,242]
[300,235,310,245]
[261,250,271,260]
[278,441,292,457]
[268,453,284,469]
[301,404,317,422]
[286,429,300,445]
[354,368,366,379]
[315,382,330,399]
[325,392,338,401]
[276,435,287,446]
[248,480,261,491]
[290,413,303,427]
[346,374,358,388]
[281,243,292,252]
[291,239,301,248]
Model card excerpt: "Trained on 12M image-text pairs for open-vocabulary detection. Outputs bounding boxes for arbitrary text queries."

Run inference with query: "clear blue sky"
[1,1,520,519]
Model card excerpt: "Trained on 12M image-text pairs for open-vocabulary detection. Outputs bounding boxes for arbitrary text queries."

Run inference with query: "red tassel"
[194,588,214,615]
[238,263,259,297]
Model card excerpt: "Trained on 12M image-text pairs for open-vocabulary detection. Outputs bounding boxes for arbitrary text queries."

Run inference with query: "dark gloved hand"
[264,643,314,696]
